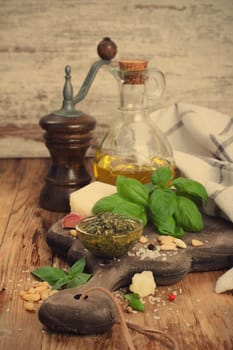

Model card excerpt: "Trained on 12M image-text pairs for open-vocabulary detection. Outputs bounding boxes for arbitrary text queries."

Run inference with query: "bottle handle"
[147,68,166,110]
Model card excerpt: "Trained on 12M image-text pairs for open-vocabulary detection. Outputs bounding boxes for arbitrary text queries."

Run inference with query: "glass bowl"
[76,212,143,258]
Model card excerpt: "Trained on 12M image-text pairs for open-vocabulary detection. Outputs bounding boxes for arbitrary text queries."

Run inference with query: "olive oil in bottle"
[94,151,175,185]
[93,59,175,185]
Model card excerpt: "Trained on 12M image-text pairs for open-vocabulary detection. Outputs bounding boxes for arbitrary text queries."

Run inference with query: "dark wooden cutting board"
[38,215,233,335]
[46,214,233,284]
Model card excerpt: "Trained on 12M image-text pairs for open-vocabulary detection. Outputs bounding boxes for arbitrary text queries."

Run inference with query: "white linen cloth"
[151,103,233,223]
[215,267,233,293]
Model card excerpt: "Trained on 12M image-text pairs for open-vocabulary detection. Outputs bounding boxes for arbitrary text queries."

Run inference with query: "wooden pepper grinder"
[39,37,117,212]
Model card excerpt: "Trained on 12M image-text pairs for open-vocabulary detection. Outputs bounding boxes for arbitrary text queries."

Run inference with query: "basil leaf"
[92,193,123,214]
[153,215,185,237]
[155,215,176,235]
[124,293,144,312]
[172,177,208,203]
[144,182,156,195]
[116,176,148,207]
[174,195,203,232]
[174,226,184,237]
[113,201,147,226]
[68,256,86,277]
[66,273,92,288]
[52,276,70,290]
[31,266,67,286]
[149,188,177,222]
[151,167,173,188]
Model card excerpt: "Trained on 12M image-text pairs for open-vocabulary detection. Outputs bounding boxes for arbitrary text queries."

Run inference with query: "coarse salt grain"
[136,246,161,260]
[127,251,135,257]
[154,297,161,303]
[153,315,161,320]
[148,296,156,304]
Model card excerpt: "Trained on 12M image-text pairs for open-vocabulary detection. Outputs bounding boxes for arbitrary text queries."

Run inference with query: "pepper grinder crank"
[39,38,117,212]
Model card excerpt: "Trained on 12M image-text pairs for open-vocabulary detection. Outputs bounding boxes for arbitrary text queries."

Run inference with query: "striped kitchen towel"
[151,103,233,222]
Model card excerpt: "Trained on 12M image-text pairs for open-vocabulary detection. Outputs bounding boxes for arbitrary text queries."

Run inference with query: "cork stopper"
[119,59,148,72]
[119,59,148,84]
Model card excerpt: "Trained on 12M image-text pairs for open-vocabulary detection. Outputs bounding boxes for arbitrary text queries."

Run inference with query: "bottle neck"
[119,83,149,110]
[119,108,150,124]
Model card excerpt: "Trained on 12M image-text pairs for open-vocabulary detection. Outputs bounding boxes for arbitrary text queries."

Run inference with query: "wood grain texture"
[0,0,233,157]
[0,158,232,350]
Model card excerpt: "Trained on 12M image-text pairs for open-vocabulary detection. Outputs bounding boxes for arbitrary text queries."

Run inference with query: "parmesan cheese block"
[129,271,156,297]
[70,181,116,217]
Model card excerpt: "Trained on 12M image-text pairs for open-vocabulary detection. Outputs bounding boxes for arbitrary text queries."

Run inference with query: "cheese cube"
[129,271,156,297]
[70,181,116,217]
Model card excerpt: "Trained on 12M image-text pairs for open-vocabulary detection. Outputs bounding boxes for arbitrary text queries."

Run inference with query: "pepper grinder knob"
[63,65,73,100]
[97,37,117,60]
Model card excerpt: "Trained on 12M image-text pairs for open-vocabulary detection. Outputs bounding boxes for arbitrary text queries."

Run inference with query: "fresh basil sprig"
[31,256,92,290]
[92,167,208,238]
[149,167,208,236]
[124,293,145,312]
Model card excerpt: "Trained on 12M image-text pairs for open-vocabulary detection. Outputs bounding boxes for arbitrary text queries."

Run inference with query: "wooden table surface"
[0,158,232,350]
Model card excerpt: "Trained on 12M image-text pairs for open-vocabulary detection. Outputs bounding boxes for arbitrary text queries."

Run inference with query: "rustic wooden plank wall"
[0,0,232,157]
